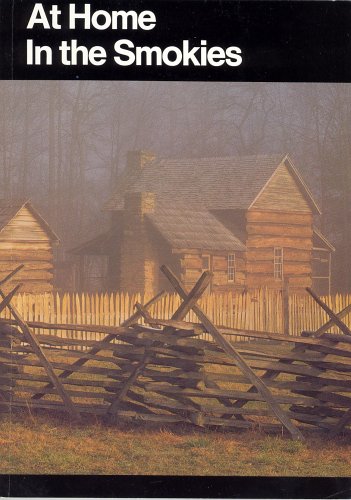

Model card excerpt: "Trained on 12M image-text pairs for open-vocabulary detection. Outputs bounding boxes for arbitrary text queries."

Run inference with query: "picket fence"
[2,289,351,343]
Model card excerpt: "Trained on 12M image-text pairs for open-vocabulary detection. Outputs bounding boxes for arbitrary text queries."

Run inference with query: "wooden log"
[160,265,305,441]
[0,286,22,316]
[5,397,111,415]
[31,290,166,400]
[247,236,312,250]
[246,211,313,225]
[246,248,311,262]
[0,276,81,420]
[291,388,351,407]
[0,250,53,261]
[0,265,24,286]
[4,355,136,376]
[106,272,212,418]
[296,375,351,390]
[11,372,127,388]
[329,408,351,438]
[246,262,311,275]
[12,384,120,400]
[246,223,313,238]
[140,382,321,406]
[313,304,351,337]
[306,288,351,336]
[138,317,346,350]
[290,404,345,419]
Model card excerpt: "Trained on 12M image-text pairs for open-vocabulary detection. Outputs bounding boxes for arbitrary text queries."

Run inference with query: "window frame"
[274,247,284,280]
[227,253,236,283]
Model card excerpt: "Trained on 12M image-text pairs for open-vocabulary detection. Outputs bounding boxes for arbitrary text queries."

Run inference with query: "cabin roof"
[105,153,320,214]
[71,230,119,255]
[146,204,246,252]
[72,203,246,254]
[313,226,335,252]
[0,199,59,243]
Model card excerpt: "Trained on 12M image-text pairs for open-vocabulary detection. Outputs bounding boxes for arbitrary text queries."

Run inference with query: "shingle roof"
[313,227,335,252]
[0,199,59,242]
[70,230,119,255]
[147,203,246,252]
[105,153,290,211]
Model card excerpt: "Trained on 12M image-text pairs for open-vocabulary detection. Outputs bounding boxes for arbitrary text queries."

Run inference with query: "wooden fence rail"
[1,264,351,440]
[1,289,351,342]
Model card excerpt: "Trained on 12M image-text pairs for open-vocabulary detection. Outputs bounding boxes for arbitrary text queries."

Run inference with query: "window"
[274,247,283,280]
[227,253,236,282]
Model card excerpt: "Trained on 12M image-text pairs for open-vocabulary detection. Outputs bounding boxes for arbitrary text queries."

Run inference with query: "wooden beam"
[161,265,305,441]
[313,304,351,337]
[0,265,24,286]
[329,407,351,438]
[0,285,22,316]
[0,288,81,421]
[170,271,212,322]
[31,290,167,400]
[106,272,212,418]
[306,287,351,336]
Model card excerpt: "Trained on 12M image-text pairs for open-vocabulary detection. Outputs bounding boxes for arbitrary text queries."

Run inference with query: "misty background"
[0,81,350,291]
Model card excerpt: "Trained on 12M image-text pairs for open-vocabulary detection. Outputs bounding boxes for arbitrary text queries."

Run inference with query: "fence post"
[283,277,290,335]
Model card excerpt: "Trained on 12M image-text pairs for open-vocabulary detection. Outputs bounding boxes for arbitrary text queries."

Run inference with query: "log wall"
[178,251,246,292]
[246,210,313,291]
[0,206,55,293]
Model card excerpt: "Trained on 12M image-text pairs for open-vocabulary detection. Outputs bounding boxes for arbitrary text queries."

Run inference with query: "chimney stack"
[126,150,156,175]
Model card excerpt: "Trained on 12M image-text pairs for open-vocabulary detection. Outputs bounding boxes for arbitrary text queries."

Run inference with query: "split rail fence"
[1,289,351,343]
[0,264,351,441]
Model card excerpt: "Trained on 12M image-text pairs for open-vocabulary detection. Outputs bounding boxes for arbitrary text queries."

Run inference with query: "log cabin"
[72,151,334,295]
[0,200,59,293]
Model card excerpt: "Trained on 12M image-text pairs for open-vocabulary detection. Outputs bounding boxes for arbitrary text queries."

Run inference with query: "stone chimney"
[120,192,157,295]
[126,150,156,175]
[124,191,156,218]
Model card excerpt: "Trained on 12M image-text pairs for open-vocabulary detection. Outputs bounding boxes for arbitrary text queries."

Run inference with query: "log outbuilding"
[0,200,59,292]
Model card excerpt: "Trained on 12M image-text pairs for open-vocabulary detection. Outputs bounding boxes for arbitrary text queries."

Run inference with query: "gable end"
[250,158,320,214]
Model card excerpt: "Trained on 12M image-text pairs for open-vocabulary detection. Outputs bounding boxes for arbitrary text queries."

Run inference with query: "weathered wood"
[0,250,53,261]
[141,382,321,406]
[306,287,351,336]
[313,304,351,337]
[0,265,24,286]
[247,262,311,275]
[12,384,120,400]
[250,163,313,212]
[107,352,152,418]
[10,371,127,389]
[8,355,135,375]
[247,236,313,250]
[0,289,81,421]
[247,224,313,238]
[0,285,22,316]
[161,265,305,441]
[246,210,313,225]
[107,272,212,417]
[31,290,166,400]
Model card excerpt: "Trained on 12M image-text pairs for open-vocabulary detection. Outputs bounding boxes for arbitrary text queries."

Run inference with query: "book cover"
[0,1,350,497]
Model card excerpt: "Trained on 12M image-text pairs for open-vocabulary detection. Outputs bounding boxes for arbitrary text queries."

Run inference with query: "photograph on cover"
[0,81,350,476]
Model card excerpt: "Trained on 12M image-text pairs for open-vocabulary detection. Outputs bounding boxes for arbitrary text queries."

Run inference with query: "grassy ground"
[1,411,351,476]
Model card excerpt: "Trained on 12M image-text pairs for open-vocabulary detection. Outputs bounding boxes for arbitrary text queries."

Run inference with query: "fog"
[0,81,350,290]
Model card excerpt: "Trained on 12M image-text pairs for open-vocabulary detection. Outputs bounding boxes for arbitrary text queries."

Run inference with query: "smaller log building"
[0,200,59,293]
[72,152,334,295]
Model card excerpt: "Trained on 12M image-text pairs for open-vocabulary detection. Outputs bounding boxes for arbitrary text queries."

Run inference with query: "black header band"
[0,0,350,81]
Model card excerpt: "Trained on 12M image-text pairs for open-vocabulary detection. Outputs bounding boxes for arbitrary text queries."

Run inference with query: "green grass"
[1,412,351,476]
